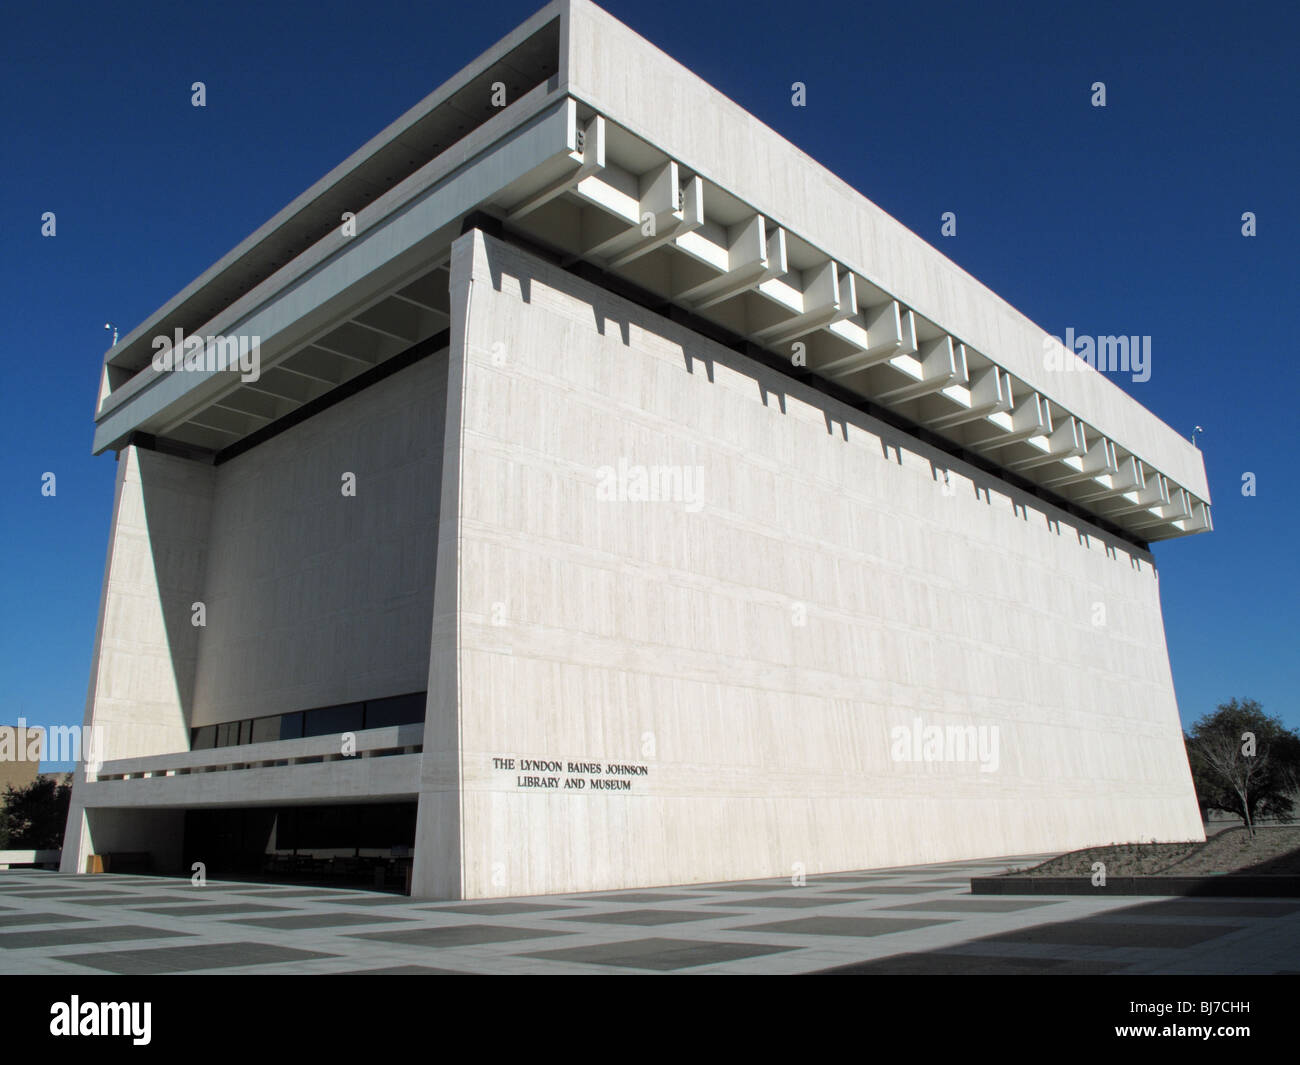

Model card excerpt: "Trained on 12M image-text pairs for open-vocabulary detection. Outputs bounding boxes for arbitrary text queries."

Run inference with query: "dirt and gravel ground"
[1005,826,1300,877]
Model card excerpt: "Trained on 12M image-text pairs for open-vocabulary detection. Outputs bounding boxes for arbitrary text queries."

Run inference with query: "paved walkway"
[2,856,1297,974]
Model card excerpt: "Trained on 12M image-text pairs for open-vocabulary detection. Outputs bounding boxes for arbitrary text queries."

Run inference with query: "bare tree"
[1186,699,1299,832]
[1189,729,1269,838]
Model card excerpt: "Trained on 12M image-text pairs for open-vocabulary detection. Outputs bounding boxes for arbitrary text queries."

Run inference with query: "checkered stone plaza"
[5,860,1297,975]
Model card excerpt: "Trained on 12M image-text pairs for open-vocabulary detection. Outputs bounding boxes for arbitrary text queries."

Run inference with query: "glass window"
[196,697,426,751]
[250,716,280,744]
[364,692,426,729]
[303,703,363,738]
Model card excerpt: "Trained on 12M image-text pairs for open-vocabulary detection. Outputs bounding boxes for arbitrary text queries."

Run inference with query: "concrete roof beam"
[1003,415,1086,472]
[963,390,1051,448]
[816,300,916,378]
[1105,470,1171,516]
[674,215,788,309]
[576,159,701,264]
[1072,455,1145,503]
[507,112,606,220]
[874,336,968,404]
[1180,500,1213,534]
[1129,486,1194,530]
[926,365,1013,430]
[751,262,856,346]
[607,173,703,268]
[1039,436,1120,489]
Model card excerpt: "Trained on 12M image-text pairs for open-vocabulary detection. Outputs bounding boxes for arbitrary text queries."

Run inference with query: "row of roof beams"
[496,108,1210,542]
[95,87,1208,544]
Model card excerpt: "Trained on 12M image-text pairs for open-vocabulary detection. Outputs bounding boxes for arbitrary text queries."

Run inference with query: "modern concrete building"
[63,0,1211,898]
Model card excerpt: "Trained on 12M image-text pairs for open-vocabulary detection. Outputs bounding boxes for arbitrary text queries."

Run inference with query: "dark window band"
[190,691,426,750]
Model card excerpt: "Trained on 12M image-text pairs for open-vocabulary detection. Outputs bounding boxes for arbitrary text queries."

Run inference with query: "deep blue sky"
[2,0,1296,769]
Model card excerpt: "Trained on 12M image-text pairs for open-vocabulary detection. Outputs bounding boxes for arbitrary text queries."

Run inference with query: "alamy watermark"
[0,719,104,773]
[890,717,1000,773]
[595,458,706,513]
[50,997,150,1045]
[152,327,260,382]
[1043,328,1150,383]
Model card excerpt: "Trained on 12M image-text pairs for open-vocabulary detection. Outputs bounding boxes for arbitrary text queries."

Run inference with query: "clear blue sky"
[2,0,1296,770]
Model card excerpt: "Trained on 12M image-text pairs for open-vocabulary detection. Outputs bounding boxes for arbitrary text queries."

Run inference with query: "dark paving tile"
[66,877,169,885]
[989,919,1244,949]
[423,902,577,916]
[311,894,398,903]
[312,896,416,906]
[810,875,910,884]
[283,892,378,900]
[37,895,145,905]
[548,909,732,926]
[65,894,201,906]
[570,892,706,903]
[350,924,573,948]
[524,937,797,971]
[0,924,190,949]
[704,895,856,909]
[899,873,988,881]
[226,912,416,930]
[693,883,801,893]
[737,916,956,937]
[223,888,360,898]
[0,912,92,927]
[1110,899,1300,919]
[132,903,294,917]
[829,885,960,895]
[345,965,471,974]
[880,899,1063,914]
[57,941,335,974]
[818,952,1120,975]
[1,889,134,898]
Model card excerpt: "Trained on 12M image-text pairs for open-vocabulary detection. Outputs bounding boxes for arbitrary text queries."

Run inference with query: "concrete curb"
[970,875,1300,897]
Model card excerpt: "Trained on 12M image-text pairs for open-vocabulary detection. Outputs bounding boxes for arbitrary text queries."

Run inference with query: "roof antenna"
[104,322,118,347]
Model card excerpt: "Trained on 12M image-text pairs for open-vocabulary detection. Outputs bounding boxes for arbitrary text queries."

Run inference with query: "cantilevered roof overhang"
[92,0,1210,544]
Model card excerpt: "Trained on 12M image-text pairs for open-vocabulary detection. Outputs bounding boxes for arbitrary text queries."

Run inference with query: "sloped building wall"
[420,229,1204,898]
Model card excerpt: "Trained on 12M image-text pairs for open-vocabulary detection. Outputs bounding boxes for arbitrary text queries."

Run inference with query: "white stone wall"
[81,447,214,765]
[63,445,210,877]
[190,355,447,726]
[440,229,1203,898]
